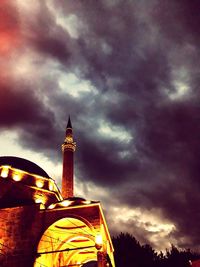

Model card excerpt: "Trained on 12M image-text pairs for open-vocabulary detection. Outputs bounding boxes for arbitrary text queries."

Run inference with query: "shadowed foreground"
[112,233,200,267]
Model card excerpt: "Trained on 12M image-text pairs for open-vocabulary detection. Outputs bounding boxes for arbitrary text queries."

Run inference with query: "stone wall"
[0,203,101,267]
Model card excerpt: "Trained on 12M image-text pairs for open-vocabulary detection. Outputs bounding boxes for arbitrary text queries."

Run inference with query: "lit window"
[36,180,44,188]
[12,172,22,181]
[0,166,9,178]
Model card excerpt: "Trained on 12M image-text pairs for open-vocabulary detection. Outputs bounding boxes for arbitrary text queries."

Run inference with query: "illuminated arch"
[34,217,99,267]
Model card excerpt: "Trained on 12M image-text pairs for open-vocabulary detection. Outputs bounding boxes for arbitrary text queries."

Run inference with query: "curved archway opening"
[82,260,98,267]
[34,217,98,267]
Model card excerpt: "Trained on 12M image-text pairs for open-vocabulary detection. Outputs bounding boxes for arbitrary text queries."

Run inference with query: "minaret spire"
[67,116,72,129]
[61,116,76,198]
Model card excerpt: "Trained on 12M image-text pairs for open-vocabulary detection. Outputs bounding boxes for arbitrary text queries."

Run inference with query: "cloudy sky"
[1,0,200,251]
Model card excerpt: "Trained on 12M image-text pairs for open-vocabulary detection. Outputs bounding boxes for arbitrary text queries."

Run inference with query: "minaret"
[61,117,76,198]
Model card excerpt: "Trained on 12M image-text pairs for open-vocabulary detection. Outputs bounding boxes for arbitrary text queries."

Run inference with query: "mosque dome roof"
[47,197,99,209]
[0,156,49,178]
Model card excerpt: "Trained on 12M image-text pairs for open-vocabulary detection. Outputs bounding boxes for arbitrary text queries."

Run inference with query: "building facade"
[0,118,115,267]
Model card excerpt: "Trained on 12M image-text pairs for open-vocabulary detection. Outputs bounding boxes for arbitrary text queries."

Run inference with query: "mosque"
[0,118,115,267]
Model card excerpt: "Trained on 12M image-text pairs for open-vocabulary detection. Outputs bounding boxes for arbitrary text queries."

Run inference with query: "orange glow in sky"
[0,1,21,56]
[0,32,19,55]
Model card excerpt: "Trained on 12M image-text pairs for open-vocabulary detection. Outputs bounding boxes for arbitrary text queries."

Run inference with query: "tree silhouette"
[112,233,141,267]
[112,233,200,267]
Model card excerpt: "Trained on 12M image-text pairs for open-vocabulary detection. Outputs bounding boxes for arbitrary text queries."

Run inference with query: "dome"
[0,156,49,178]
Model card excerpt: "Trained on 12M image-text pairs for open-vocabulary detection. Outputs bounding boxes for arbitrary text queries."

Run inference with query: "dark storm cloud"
[0,1,69,156]
[0,78,58,154]
[76,131,138,185]
[25,2,71,64]
[1,0,200,250]
[58,0,200,249]
[152,0,200,43]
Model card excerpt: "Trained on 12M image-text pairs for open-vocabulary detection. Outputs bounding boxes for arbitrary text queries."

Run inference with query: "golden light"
[35,198,43,204]
[48,203,56,209]
[49,182,54,191]
[84,200,91,204]
[39,203,46,210]
[34,197,46,210]
[66,135,73,143]
[34,217,105,267]
[35,180,44,188]
[95,234,103,250]
[0,239,4,251]
[61,200,72,207]
[0,166,9,178]
[12,172,22,181]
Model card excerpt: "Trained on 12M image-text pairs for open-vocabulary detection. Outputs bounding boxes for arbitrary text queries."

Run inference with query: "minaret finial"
[67,116,72,129]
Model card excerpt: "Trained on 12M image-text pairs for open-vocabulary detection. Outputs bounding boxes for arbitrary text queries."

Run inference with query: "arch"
[82,261,98,267]
[41,212,95,233]
[34,216,98,267]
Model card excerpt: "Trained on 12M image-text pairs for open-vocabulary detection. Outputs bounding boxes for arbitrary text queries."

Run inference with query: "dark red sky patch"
[0,1,21,55]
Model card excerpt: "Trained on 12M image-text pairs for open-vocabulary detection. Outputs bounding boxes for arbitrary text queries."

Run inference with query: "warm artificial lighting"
[0,240,4,252]
[49,182,54,191]
[12,172,22,181]
[39,203,46,210]
[95,234,103,250]
[0,166,9,178]
[61,200,72,207]
[35,180,44,188]
[84,200,91,204]
[48,203,56,209]
[34,195,45,204]
[34,196,46,209]
[66,135,73,143]
[35,199,45,210]
[35,198,43,204]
